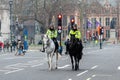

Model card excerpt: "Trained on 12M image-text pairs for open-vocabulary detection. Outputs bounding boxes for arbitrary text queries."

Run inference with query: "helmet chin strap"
[73,29,77,31]
[50,28,54,31]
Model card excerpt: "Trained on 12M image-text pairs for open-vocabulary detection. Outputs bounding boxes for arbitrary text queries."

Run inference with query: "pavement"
[0,41,119,55]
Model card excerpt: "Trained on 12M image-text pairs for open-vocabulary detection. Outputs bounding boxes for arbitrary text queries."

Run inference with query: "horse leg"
[49,53,53,70]
[70,55,74,70]
[47,53,53,70]
[47,54,50,70]
[50,51,55,70]
[75,57,78,71]
[77,58,80,70]
[55,52,58,69]
[77,51,83,70]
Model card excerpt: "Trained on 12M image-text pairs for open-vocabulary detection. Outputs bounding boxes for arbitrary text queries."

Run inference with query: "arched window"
[110,17,117,29]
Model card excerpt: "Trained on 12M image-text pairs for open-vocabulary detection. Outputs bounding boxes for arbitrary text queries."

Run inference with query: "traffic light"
[58,14,62,26]
[100,27,104,35]
[58,14,62,33]
[71,18,75,28]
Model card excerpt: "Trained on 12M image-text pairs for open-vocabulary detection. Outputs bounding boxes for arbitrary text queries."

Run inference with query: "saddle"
[52,38,63,54]
[69,36,84,51]
[52,38,59,51]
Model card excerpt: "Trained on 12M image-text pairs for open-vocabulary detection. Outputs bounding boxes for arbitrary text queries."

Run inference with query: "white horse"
[43,34,60,70]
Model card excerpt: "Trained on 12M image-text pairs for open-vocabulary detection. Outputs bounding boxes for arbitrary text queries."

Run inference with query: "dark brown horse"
[68,35,83,71]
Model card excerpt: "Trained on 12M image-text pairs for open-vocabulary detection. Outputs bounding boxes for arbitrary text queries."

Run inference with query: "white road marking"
[31,63,44,67]
[118,66,120,70]
[92,75,96,77]
[91,65,98,69]
[58,64,70,69]
[77,70,88,76]
[86,78,91,80]
[86,75,96,80]
[5,63,22,70]
[68,79,72,80]
[0,59,47,74]
[5,69,24,74]
[77,65,98,77]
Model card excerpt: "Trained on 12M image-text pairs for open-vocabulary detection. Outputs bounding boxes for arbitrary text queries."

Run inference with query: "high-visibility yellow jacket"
[46,29,57,39]
[69,30,81,40]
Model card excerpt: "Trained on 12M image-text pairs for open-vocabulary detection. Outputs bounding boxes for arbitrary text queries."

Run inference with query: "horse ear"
[44,34,49,39]
[44,34,47,38]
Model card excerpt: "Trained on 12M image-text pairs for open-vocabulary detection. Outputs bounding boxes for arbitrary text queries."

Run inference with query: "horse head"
[69,34,77,48]
[43,34,50,48]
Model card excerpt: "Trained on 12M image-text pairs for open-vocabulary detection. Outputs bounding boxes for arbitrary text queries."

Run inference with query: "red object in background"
[58,14,62,19]
[0,41,4,48]
[58,14,62,26]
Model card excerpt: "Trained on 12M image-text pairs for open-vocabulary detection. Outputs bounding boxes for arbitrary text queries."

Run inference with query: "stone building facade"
[0,2,10,42]
[85,0,120,42]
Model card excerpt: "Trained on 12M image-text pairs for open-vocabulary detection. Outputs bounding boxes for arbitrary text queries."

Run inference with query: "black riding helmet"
[49,24,55,30]
[73,24,77,31]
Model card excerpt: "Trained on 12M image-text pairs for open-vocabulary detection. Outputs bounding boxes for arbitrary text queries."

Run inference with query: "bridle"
[69,35,77,49]
[43,35,50,49]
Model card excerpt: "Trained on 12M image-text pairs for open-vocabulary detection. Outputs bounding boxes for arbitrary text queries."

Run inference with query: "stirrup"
[41,49,45,52]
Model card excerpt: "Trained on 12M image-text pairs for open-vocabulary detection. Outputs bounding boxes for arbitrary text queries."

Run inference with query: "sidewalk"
[0,45,42,55]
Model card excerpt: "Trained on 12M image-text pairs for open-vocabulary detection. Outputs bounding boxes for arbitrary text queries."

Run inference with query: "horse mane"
[69,35,77,48]
[43,34,55,49]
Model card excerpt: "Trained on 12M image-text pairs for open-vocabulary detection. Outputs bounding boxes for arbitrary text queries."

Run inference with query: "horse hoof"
[75,68,78,71]
[55,67,58,69]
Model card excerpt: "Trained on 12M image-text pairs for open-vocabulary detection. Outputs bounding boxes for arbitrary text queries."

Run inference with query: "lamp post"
[9,0,13,52]
[83,12,87,43]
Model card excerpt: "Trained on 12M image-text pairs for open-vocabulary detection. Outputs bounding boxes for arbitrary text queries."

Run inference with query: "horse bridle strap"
[44,39,50,49]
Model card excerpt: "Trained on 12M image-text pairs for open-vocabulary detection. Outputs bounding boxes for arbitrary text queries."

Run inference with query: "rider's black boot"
[41,48,45,52]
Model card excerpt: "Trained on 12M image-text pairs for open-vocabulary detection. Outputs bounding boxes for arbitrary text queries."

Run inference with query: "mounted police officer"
[69,24,83,49]
[41,24,59,52]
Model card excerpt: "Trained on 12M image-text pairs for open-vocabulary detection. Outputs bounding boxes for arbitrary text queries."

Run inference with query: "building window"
[106,18,110,26]
[110,17,117,29]
[91,18,96,29]
[106,30,110,38]
[94,18,96,28]
[91,18,94,29]
[99,18,101,25]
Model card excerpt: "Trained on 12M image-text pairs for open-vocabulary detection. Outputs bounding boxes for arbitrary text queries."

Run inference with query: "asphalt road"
[0,43,120,80]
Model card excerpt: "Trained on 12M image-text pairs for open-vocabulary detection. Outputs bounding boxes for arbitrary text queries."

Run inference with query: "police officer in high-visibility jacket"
[69,24,81,40]
[69,24,83,49]
[42,24,59,52]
